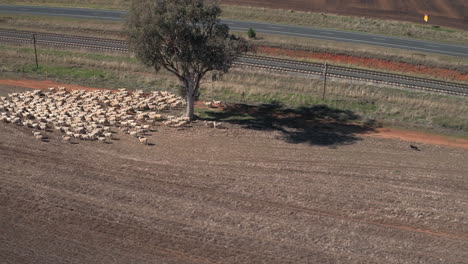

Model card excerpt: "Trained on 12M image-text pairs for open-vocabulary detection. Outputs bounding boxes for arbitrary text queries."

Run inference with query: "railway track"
[1,29,467,96]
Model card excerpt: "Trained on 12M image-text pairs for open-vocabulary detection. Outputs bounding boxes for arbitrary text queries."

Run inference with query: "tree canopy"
[126,0,250,120]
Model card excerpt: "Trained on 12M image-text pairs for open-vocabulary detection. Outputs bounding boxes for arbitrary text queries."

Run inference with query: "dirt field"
[222,0,467,30]
[1,85,467,263]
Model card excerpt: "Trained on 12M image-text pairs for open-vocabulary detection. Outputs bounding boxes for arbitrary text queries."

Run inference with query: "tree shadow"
[201,102,375,146]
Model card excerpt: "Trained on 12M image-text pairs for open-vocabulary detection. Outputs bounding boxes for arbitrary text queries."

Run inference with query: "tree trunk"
[186,94,194,121]
[185,78,195,121]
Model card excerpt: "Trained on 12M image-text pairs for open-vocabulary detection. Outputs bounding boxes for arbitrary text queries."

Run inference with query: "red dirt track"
[221,0,467,30]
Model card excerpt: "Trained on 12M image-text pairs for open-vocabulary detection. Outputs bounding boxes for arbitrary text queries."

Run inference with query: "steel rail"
[1,29,466,96]
[234,62,466,96]
[241,54,468,91]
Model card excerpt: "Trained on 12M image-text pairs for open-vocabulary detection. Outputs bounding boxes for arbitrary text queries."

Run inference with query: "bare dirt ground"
[222,0,467,30]
[1,85,468,263]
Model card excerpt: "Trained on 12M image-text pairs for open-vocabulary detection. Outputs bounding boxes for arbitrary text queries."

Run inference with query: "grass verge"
[0,43,467,137]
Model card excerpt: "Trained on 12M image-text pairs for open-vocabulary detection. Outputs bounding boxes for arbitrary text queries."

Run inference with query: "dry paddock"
[1,87,467,264]
[222,0,466,30]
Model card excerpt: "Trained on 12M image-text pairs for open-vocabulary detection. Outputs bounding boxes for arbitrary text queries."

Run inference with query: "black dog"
[410,145,421,151]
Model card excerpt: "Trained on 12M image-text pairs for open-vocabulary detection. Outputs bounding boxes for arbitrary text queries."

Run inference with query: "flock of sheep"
[0,87,191,144]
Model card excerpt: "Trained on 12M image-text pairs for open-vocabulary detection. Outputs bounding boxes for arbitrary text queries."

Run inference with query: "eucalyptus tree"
[127,0,250,120]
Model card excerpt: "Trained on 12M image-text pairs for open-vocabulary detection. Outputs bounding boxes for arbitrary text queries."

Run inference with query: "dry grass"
[0,15,125,39]
[1,0,129,9]
[0,44,179,91]
[1,43,467,134]
[204,68,468,132]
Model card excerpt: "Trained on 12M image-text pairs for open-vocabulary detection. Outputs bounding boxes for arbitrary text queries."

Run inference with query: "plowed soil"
[1,85,468,263]
[222,0,467,30]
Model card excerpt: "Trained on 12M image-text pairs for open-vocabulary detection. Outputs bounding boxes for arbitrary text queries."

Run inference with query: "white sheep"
[62,136,72,143]
[103,132,112,139]
[4,87,190,143]
[129,131,138,138]
[213,121,226,129]
[138,137,148,145]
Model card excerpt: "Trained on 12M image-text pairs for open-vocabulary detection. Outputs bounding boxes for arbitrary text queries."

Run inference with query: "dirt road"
[1,100,467,263]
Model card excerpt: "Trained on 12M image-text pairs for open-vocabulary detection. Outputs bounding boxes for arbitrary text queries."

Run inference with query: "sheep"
[138,137,148,145]
[213,121,226,129]
[4,87,191,143]
[74,127,85,134]
[129,131,138,138]
[204,120,214,128]
[62,136,72,143]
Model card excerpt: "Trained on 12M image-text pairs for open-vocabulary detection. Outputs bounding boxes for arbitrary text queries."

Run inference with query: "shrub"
[248,27,256,39]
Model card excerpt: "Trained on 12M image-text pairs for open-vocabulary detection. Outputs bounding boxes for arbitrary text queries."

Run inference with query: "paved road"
[0,4,467,57]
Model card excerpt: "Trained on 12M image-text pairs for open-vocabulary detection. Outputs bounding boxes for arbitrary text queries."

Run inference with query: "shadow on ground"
[201,103,375,146]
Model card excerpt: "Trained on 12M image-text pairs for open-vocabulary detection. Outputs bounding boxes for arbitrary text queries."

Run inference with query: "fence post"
[322,63,328,101]
[32,34,39,69]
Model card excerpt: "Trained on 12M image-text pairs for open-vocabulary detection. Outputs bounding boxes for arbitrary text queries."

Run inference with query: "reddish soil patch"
[1,79,467,150]
[221,0,466,30]
[366,127,468,150]
[257,46,468,82]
